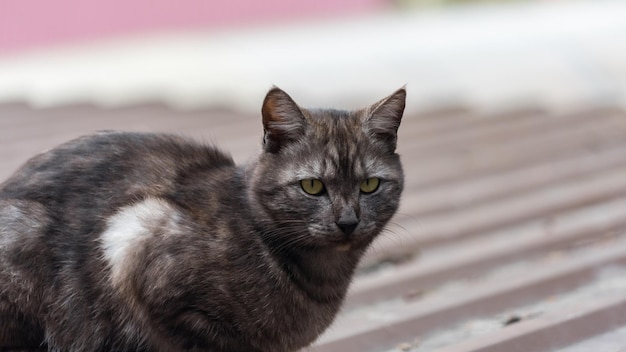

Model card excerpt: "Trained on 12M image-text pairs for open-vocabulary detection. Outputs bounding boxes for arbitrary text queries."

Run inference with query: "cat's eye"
[301,179,325,196]
[360,177,380,194]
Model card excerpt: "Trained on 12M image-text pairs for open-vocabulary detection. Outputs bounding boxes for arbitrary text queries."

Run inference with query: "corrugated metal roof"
[2,103,626,351]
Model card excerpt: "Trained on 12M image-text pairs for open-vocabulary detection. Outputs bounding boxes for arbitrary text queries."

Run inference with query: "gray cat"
[0,87,405,352]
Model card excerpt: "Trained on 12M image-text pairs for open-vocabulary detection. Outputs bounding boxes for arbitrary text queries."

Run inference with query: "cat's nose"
[337,221,358,236]
[336,208,360,236]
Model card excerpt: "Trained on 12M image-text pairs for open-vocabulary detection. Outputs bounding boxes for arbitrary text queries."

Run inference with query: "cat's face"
[250,88,405,252]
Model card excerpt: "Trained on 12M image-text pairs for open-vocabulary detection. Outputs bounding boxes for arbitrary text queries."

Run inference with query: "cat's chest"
[240,257,347,350]
[242,284,340,351]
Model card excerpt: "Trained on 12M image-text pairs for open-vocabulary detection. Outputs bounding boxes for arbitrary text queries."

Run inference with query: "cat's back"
[0,131,239,350]
[0,131,234,203]
[0,130,236,279]
[0,130,237,267]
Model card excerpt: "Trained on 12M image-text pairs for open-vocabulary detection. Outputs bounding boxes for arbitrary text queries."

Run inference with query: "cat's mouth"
[309,227,371,252]
[329,237,363,252]
[335,242,351,252]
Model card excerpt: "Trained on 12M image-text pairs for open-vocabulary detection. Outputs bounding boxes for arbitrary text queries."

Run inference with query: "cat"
[0,87,405,352]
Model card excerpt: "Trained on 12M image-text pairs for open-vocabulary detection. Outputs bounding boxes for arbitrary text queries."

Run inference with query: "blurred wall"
[0,0,388,55]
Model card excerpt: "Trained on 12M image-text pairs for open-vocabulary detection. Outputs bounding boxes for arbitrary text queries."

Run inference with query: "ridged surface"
[1,103,625,351]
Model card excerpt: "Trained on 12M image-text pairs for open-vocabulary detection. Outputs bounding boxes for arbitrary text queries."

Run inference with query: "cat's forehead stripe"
[287,113,397,182]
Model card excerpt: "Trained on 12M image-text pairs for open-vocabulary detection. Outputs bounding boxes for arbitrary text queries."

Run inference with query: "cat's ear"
[261,87,307,153]
[363,87,406,153]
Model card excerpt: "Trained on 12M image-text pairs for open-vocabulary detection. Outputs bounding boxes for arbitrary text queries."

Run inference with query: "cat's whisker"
[392,211,420,223]
[260,229,314,253]
[378,223,413,250]
[386,220,412,238]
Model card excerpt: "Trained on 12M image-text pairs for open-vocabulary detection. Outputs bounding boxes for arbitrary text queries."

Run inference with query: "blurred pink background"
[0,0,387,55]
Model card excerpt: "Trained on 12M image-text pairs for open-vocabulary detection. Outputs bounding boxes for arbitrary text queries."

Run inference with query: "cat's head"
[249,87,405,252]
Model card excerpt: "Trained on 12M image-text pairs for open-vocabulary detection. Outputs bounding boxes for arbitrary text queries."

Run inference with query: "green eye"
[360,177,380,194]
[301,179,325,195]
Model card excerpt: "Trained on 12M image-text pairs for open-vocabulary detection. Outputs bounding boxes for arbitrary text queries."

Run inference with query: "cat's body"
[0,88,405,352]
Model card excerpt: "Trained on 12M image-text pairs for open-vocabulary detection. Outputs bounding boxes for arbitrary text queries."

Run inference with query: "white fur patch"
[100,198,178,286]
